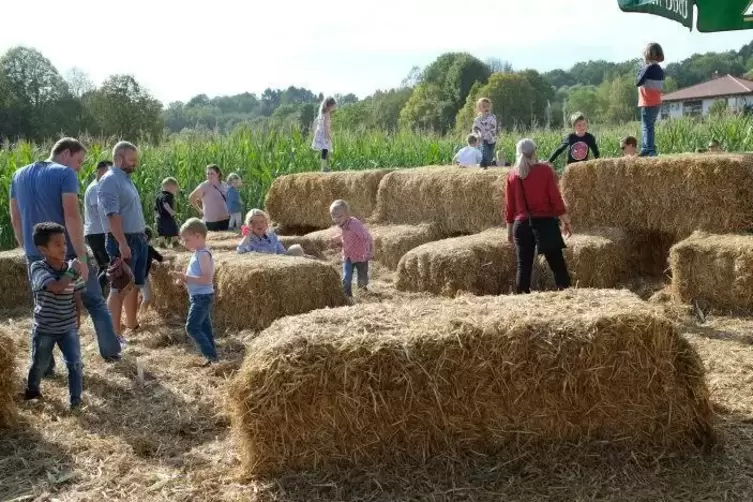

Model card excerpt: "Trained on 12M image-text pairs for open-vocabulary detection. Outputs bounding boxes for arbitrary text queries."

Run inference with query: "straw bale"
[373,166,508,234]
[670,231,753,312]
[561,154,753,236]
[395,229,516,296]
[536,228,631,290]
[205,231,240,242]
[150,251,347,331]
[370,223,443,269]
[229,289,714,476]
[281,227,341,257]
[0,249,30,309]
[265,169,393,230]
[0,327,18,427]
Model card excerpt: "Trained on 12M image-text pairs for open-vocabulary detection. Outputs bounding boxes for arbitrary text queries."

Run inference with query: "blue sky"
[2,0,752,103]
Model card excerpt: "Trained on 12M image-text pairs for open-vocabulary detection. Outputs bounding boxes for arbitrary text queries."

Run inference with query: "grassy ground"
[2,254,753,501]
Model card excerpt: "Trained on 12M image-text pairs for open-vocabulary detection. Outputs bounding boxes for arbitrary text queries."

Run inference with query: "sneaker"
[70,399,82,411]
[117,335,128,348]
[103,355,121,363]
[24,389,42,401]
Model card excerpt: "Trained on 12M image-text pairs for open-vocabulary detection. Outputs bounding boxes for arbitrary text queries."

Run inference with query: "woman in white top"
[312,96,337,172]
[189,164,230,231]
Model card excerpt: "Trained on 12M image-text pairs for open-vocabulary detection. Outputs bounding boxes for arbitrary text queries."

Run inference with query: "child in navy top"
[636,42,665,157]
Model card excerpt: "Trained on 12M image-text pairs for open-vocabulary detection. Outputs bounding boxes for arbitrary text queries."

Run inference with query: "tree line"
[2,41,753,144]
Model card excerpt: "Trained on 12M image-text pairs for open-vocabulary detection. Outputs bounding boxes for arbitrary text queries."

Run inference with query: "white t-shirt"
[454,146,483,167]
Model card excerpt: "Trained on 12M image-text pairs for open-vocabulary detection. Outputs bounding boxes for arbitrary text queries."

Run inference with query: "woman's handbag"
[517,177,566,254]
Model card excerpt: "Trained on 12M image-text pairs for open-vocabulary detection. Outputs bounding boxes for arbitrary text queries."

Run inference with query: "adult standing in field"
[84,160,113,295]
[505,138,572,294]
[9,138,122,366]
[98,141,148,341]
[189,164,230,231]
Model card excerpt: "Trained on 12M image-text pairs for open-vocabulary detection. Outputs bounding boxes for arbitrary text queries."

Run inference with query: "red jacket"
[505,164,567,223]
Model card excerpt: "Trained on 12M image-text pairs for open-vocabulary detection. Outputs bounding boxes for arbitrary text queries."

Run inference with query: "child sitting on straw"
[171,218,218,366]
[453,134,483,167]
[237,209,306,257]
[329,200,373,298]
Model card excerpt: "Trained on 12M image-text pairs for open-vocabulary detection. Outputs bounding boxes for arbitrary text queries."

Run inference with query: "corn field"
[2,116,753,250]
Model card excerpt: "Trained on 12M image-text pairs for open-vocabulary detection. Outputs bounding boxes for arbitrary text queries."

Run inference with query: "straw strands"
[561,154,753,237]
[370,224,442,269]
[265,169,393,231]
[229,289,715,476]
[0,249,30,309]
[373,166,508,234]
[396,229,516,296]
[0,327,18,427]
[150,251,348,331]
[670,231,753,312]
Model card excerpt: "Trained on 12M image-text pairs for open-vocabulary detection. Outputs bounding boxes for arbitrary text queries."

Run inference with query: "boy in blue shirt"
[225,173,244,230]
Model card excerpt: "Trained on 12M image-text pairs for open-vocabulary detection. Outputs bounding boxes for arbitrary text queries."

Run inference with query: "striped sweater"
[31,260,85,334]
[636,62,664,108]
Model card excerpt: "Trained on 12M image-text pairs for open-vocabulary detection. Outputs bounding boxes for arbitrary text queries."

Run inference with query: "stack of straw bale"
[0,249,30,309]
[150,251,347,331]
[265,169,393,233]
[0,327,18,427]
[670,231,753,312]
[395,229,516,296]
[373,167,507,235]
[370,223,442,269]
[229,289,714,476]
[561,154,753,237]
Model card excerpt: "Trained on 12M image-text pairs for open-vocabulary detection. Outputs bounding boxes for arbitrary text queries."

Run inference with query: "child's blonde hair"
[476,97,492,113]
[226,172,241,184]
[161,177,178,189]
[330,199,350,214]
[180,217,208,238]
[244,208,269,226]
[643,42,665,63]
[570,112,587,127]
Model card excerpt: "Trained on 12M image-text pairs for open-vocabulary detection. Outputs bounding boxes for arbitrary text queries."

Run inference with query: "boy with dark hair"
[548,112,600,165]
[620,136,638,157]
[25,222,85,410]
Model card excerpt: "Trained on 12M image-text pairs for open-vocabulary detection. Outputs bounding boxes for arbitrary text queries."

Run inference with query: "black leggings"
[513,219,571,294]
[321,149,329,160]
[85,233,109,295]
[206,219,230,231]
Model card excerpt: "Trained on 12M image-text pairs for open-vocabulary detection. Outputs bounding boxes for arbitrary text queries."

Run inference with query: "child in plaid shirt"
[24,222,86,410]
[473,97,497,169]
[329,200,373,298]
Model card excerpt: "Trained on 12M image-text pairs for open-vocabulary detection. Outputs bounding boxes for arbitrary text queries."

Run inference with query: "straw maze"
[1,155,752,474]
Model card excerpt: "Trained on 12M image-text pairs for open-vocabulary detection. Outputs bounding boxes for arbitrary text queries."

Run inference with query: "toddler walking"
[155,177,180,248]
[636,42,665,157]
[312,96,337,172]
[24,223,85,410]
[226,173,244,230]
[171,218,217,366]
[330,200,373,298]
[472,97,497,169]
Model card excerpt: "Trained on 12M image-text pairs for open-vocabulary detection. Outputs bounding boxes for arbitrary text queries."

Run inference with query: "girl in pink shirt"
[329,199,373,298]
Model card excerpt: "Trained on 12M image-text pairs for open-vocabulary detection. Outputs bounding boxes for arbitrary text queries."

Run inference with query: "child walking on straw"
[171,218,217,366]
[472,97,497,169]
[330,200,373,298]
[312,96,337,172]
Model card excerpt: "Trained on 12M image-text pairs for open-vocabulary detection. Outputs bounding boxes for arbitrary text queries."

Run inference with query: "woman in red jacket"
[505,138,572,294]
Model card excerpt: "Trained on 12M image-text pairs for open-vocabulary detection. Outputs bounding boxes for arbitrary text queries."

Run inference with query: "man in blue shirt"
[84,160,112,295]
[9,137,122,368]
[97,141,148,339]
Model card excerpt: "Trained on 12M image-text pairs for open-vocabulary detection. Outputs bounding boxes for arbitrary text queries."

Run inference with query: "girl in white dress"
[312,96,337,172]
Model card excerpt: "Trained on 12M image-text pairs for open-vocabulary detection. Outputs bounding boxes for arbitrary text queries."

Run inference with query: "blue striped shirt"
[31,260,85,334]
[237,232,287,255]
[97,167,146,234]
[10,162,80,257]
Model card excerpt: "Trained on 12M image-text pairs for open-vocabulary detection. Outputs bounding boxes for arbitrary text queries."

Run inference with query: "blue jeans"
[343,260,369,297]
[27,328,83,405]
[27,255,121,364]
[106,232,149,287]
[481,141,496,168]
[186,294,217,361]
[640,106,660,157]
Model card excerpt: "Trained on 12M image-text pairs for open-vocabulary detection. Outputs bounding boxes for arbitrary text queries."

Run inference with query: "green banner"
[696,0,753,32]
[618,0,694,30]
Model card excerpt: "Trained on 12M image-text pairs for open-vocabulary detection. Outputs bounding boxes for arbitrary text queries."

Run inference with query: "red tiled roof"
[663,75,753,102]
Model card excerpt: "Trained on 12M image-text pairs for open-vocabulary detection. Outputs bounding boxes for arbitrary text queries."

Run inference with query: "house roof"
[663,74,753,102]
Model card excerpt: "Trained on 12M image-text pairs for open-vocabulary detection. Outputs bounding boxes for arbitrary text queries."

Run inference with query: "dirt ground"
[2,262,753,501]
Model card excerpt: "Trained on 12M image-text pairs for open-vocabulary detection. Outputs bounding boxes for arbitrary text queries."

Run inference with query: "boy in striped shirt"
[24,222,86,410]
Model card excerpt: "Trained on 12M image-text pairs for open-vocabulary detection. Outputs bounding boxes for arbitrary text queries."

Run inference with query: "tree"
[664,76,679,94]
[399,83,452,132]
[65,67,95,97]
[486,58,514,74]
[86,74,164,141]
[595,75,638,124]
[334,93,358,107]
[563,86,599,126]
[401,66,422,88]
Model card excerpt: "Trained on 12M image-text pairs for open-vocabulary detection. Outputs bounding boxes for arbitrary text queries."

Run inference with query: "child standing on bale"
[237,209,305,256]
[155,177,180,248]
[636,42,665,157]
[472,97,497,169]
[171,218,217,366]
[548,112,600,165]
[330,200,373,298]
[24,223,85,410]
[225,173,244,230]
[312,96,337,172]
